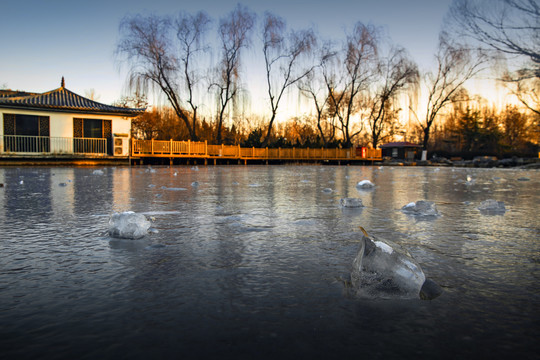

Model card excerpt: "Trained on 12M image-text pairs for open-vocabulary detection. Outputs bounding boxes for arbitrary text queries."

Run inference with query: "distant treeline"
[128,101,538,157]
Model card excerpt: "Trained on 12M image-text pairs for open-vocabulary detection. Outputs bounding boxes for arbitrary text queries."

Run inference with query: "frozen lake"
[0,165,538,359]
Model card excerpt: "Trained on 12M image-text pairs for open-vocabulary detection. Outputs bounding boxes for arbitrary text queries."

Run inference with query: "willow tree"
[366,46,418,148]
[326,22,378,147]
[261,12,316,146]
[117,12,211,141]
[211,4,256,144]
[297,42,339,146]
[449,0,540,115]
[419,34,486,150]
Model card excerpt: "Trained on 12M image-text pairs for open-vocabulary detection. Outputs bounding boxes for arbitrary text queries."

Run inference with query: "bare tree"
[261,12,316,146]
[117,12,210,141]
[174,11,212,141]
[211,4,255,144]
[449,0,539,68]
[449,0,540,113]
[415,34,486,150]
[297,42,337,145]
[503,68,540,116]
[327,22,378,147]
[366,46,418,148]
[84,88,100,101]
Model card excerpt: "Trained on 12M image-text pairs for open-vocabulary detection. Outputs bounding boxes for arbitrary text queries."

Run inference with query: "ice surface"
[351,232,426,299]
[356,180,374,189]
[340,198,363,208]
[93,170,104,175]
[478,199,506,213]
[401,200,439,216]
[108,211,152,239]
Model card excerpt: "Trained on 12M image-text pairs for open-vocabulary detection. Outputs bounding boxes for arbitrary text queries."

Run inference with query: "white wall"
[0,108,132,154]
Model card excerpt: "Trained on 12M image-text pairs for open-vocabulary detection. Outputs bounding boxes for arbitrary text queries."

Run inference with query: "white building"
[0,78,144,161]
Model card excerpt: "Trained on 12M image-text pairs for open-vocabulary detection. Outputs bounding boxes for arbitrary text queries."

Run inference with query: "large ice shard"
[478,199,506,214]
[340,198,364,208]
[108,211,152,239]
[351,228,429,299]
[401,200,439,216]
[356,180,375,189]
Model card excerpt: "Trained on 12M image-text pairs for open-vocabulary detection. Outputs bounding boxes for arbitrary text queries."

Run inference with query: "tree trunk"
[423,126,430,150]
[262,112,277,147]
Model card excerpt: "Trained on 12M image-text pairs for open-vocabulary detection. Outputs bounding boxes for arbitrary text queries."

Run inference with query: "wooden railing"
[131,139,382,161]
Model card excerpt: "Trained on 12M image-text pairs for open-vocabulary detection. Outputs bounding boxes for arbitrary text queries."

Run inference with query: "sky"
[1,0,454,110]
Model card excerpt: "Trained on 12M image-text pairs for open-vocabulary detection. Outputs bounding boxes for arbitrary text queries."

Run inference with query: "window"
[15,115,40,136]
[83,119,103,138]
[3,114,50,152]
[73,118,112,155]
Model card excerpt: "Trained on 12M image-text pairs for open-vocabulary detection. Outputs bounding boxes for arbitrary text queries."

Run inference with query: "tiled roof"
[0,90,39,98]
[380,142,422,148]
[0,86,145,117]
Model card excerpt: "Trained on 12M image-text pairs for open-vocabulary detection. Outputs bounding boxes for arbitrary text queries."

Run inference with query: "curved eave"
[0,103,145,118]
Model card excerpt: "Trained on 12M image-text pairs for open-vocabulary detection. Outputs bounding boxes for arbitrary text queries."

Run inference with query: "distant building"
[380,142,422,161]
[0,78,144,162]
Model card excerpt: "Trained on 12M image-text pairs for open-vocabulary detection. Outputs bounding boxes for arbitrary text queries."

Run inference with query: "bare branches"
[449,0,540,69]
[420,33,487,149]
[117,12,210,140]
[261,12,316,146]
[327,22,379,147]
[212,4,256,144]
[366,46,419,148]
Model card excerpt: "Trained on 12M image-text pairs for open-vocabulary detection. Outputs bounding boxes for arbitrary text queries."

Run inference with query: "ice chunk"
[351,231,426,299]
[401,200,439,216]
[340,198,364,208]
[356,180,374,189]
[478,199,506,213]
[93,170,104,175]
[108,211,151,239]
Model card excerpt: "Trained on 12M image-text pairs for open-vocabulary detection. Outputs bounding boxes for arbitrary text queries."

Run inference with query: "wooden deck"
[131,139,382,164]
